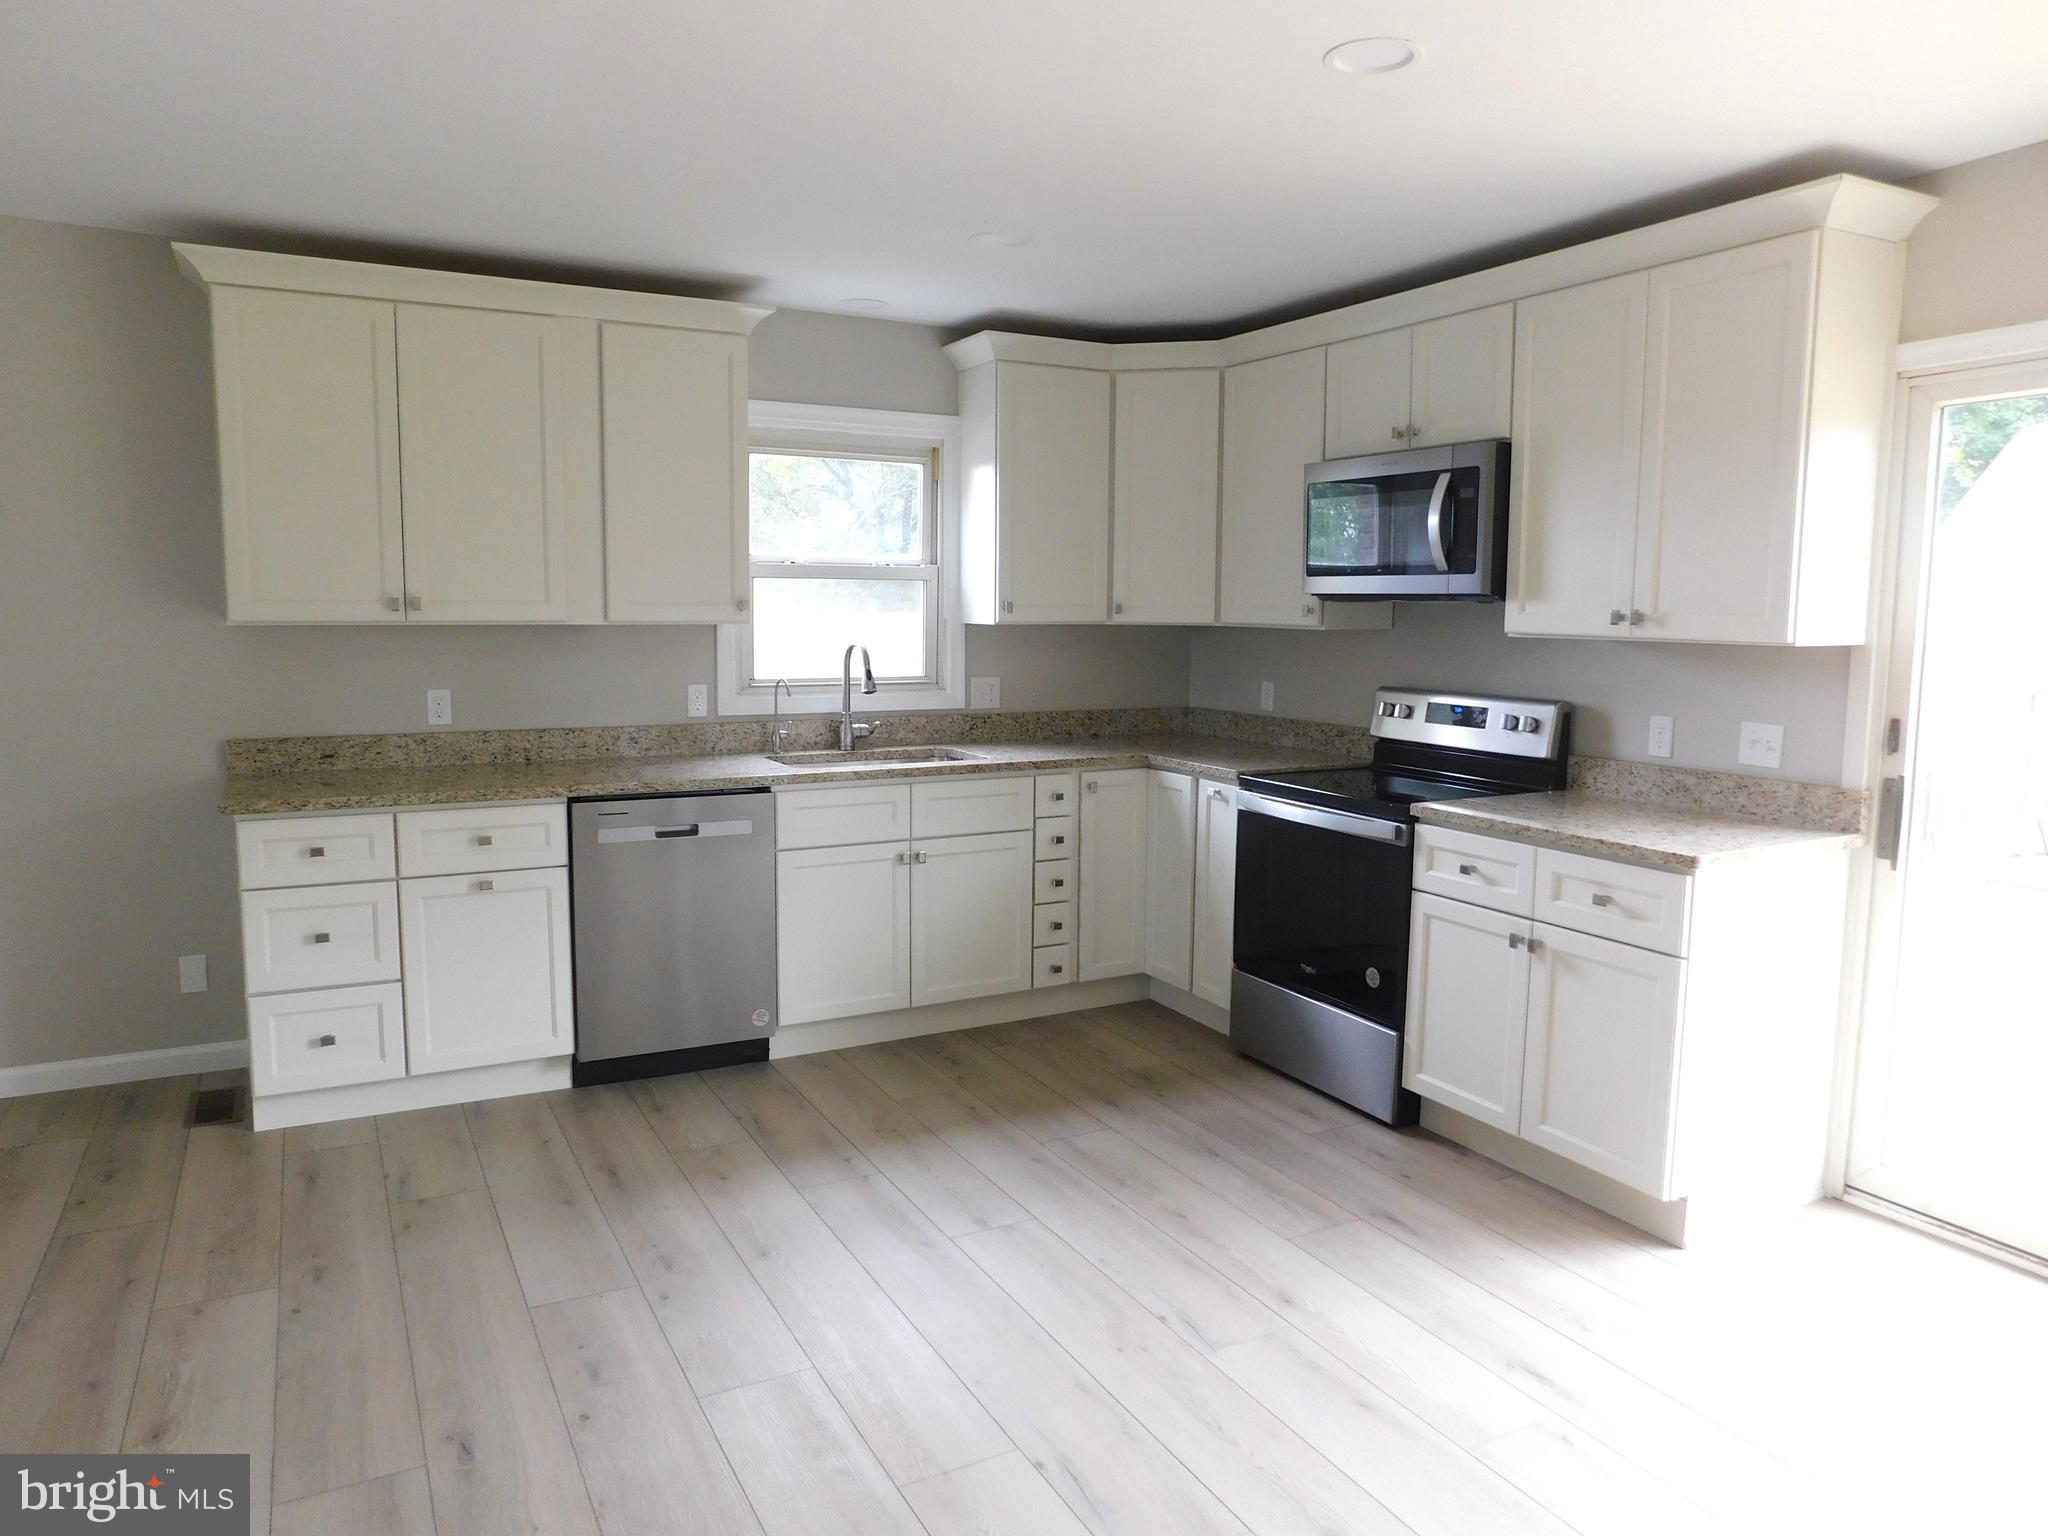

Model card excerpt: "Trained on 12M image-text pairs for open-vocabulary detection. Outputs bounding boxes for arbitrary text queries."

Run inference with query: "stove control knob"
[1398,703,1415,718]
[1520,716,1542,734]
[1378,701,1396,717]
[1501,713,1521,731]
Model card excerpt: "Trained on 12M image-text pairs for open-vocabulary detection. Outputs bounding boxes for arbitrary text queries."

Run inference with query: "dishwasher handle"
[596,820,755,844]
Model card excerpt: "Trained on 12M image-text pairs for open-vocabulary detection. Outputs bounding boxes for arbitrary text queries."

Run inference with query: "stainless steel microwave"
[1305,439,1510,600]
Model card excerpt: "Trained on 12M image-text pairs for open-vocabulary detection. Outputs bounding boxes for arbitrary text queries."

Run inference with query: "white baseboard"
[770,976,1150,1059]
[0,1039,251,1100]
[251,1056,572,1131]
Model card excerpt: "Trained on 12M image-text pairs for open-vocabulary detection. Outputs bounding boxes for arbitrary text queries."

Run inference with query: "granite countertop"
[1414,791,1866,873]
[220,733,1363,816]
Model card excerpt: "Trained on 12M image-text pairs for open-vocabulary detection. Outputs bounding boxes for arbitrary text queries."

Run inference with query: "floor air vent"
[188,1086,243,1127]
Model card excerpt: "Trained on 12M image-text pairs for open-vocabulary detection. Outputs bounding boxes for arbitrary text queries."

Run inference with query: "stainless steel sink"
[769,746,987,767]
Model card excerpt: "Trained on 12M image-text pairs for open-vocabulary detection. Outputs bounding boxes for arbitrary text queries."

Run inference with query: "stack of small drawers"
[1029,772,1078,986]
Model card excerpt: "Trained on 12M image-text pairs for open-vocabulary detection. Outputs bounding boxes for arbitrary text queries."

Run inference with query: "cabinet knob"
[1507,932,1525,950]
[476,878,495,892]
[315,1034,337,1048]
[1629,609,1647,626]
[309,932,331,945]
[1608,609,1626,626]
[1113,601,1124,615]
[1050,921,1064,932]
[735,597,749,612]
[476,834,494,847]
[306,846,326,859]
[1085,781,1098,794]
[1210,787,1227,800]
[914,850,929,864]
[385,595,403,612]
[406,594,422,612]
[1004,600,1015,614]
[1391,426,1408,441]
[1303,602,1316,617]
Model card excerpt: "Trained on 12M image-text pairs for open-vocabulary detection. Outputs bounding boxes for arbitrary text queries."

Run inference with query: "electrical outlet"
[1738,720,1784,770]
[1258,680,1275,712]
[178,954,208,994]
[425,688,452,727]
[1647,715,1674,759]
[969,676,1001,710]
[686,684,709,718]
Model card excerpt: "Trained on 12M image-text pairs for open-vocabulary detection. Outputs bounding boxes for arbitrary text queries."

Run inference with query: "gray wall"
[1901,137,2048,343]
[0,214,1186,1070]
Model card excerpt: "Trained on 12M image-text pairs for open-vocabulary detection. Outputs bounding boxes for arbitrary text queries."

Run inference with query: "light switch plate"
[178,954,208,994]
[1738,720,1784,769]
[686,684,709,718]
[1647,715,1674,759]
[1259,681,1275,712]
[425,689,452,727]
[969,676,1000,710]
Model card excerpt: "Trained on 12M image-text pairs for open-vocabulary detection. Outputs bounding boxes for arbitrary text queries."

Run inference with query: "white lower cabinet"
[1190,780,1238,1008]
[1519,922,1686,1195]
[401,866,574,1074]
[911,831,1034,1006]
[1078,769,1148,981]
[776,841,913,1025]
[1143,771,1196,990]
[1404,894,1532,1134]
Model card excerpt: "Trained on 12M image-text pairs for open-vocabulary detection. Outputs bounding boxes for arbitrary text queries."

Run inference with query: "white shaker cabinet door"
[1190,780,1239,1009]
[1506,272,1648,638]
[1407,303,1515,448]
[401,866,574,1074]
[996,361,1113,622]
[1633,232,1818,644]
[1143,770,1197,991]
[395,304,581,622]
[1323,328,1412,458]
[1111,368,1220,623]
[1519,921,1686,1197]
[1403,894,1532,1134]
[1220,348,1327,628]
[776,842,912,1024]
[211,287,406,622]
[1077,769,1149,981]
[600,322,749,623]
[910,831,1034,1007]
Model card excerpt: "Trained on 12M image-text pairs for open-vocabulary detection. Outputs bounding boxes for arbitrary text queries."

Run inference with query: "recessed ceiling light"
[839,297,891,312]
[966,230,1031,249]
[1322,36,1419,75]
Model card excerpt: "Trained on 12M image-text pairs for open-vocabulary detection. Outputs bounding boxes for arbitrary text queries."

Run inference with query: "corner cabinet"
[1189,779,1239,1008]
[1112,368,1220,623]
[176,243,767,625]
[1077,768,1148,981]
[1507,229,1903,645]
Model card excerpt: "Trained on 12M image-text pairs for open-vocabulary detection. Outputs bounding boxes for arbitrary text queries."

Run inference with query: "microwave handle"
[1425,470,1454,573]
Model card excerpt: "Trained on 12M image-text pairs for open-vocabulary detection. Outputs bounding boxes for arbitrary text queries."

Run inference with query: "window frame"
[717,400,964,716]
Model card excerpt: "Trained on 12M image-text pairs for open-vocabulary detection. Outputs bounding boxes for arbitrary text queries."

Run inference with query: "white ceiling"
[4,1,2046,333]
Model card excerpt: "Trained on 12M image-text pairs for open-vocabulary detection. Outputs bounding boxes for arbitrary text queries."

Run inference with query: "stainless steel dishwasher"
[569,789,776,1085]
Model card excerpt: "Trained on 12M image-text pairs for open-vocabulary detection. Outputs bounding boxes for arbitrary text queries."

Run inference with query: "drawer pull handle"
[315,1034,337,1048]
[914,851,929,864]
[1050,878,1065,889]
[476,834,495,847]
[1457,863,1479,877]
[310,932,331,945]
[1050,792,1066,803]
[1049,921,1064,932]
[1590,893,1615,908]
[477,879,495,892]
[1049,835,1066,846]
[896,850,911,865]
[1211,787,1228,800]
[1049,964,1064,975]
[1086,781,1098,794]
[307,846,326,859]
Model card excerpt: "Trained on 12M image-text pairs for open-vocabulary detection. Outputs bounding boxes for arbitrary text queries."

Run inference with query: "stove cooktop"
[1238,765,1496,822]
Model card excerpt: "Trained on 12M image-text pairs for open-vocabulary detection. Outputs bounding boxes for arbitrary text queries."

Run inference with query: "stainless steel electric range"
[1230,687,1570,1125]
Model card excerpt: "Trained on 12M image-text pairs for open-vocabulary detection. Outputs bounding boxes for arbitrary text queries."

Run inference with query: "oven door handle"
[1235,790,1411,847]
[1425,470,1454,574]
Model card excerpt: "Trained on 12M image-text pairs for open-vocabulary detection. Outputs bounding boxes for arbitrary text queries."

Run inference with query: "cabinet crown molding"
[173,241,774,334]
[950,174,1935,371]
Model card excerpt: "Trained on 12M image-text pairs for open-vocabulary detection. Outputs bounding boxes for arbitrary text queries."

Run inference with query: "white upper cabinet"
[600,322,748,623]
[178,243,768,626]
[1112,368,1220,623]
[954,357,1112,623]
[1219,348,1390,632]
[1507,229,1903,645]
[395,304,581,622]
[1506,273,1649,638]
[210,288,406,622]
[1325,304,1514,457]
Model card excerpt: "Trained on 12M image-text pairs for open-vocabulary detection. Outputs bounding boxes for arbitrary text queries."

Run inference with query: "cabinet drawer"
[237,813,395,889]
[1034,816,1078,860]
[1034,773,1080,816]
[241,881,401,994]
[1032,901,1077,946]
[1413,825,1536,916]
[1033,860,1076,902]
[396,803,567,877]
[912,775,1034,838]
[1534,849,1692,957]
[777,782,912,850]
[1033,943,1076,988]
[249,983,406,1096]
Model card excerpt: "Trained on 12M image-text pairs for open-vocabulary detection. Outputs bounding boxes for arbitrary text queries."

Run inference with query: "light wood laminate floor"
[0,1003,2037,1535]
